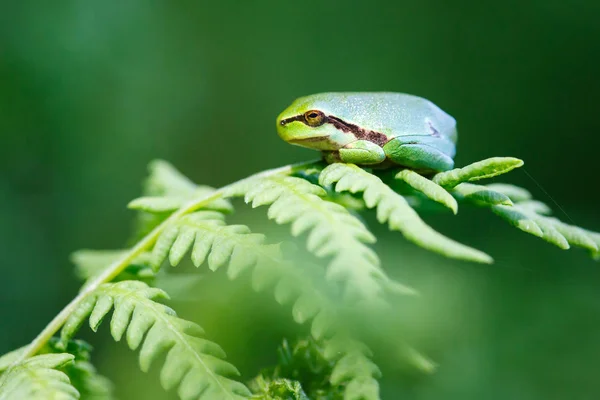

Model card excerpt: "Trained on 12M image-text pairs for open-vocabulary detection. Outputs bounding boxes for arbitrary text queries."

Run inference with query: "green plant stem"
[9,160,320,367]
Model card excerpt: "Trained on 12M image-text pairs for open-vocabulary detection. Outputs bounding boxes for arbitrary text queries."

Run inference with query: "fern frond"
[432,157,524,188]
[0,354,79,400]
[319,163,493,264]
[228,174,399,304]
[46,338,114,400]
[65,360,113,400]
[59,281,251,400]
[151,211,262,273]
[149,208,378,335]
[0,349,24,373]
[460,184,600,255]
[323,335,380,400]
[150,208,386,398]
[144,159,200,196]
[0,340,114,400]
[137,160,233,212]
[130,160,233,240]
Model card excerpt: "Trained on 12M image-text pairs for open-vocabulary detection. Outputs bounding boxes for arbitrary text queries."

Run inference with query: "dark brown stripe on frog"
[326,116,389,146]
[280,114,389,146]
[279,115,305,125]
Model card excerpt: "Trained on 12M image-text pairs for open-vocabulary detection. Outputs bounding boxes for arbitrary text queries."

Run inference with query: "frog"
[276,92,458,172]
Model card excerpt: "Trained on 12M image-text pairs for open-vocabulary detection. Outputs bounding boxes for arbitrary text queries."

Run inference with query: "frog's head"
[276,96,355,151]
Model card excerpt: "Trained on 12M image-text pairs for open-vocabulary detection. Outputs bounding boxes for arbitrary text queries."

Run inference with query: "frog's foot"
[338,140,386,165]
[383,136,455,172]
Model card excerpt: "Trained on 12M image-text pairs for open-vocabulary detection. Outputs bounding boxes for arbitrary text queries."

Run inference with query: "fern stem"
[12,160,320,366]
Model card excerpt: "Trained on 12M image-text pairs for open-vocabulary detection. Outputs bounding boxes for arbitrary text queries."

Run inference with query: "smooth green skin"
[277,92,458,172]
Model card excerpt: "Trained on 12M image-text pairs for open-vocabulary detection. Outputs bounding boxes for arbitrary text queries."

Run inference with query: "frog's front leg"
[337,140,386,165]
[383,137,455,172]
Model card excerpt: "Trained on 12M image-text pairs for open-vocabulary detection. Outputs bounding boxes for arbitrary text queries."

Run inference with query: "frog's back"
[295,92,457,143]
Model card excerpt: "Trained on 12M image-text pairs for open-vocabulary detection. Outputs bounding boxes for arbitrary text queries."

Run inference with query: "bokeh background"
[1,1,599,399]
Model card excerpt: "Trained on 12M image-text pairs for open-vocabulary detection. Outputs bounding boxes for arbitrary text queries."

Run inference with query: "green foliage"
[1,157,597,400]
[394,169,458,214]
[129,160,233,240]
[462,185,599,253]
[1,340,115,400]
[431,157,524,188]
[0,354,79,400]
[250,339,341,400]
[60,281,251,400]
[250,378,310,400]
[228,174,394,305]
[147,206,381,399]
[320,163,492,264]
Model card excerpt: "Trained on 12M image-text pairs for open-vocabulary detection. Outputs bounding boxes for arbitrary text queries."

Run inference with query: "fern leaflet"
[319,163,493,264]
[129,160,233,240]
[0,354,79,400]
[146,207,384,399]
[65,360,113,400]
[323,335,380,400]
[394,169,458,214]
[59,280,250,400]
[227,174,398,304]
[460,184,600,254]
[432,157,524,188]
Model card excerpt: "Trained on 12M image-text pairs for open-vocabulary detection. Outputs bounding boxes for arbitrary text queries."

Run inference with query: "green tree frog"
[277,92,457,172]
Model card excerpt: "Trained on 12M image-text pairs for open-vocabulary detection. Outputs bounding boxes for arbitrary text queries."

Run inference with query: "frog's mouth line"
[289,136,329,144]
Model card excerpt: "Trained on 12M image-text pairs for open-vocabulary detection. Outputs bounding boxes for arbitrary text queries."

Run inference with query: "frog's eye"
[303,110,325,127]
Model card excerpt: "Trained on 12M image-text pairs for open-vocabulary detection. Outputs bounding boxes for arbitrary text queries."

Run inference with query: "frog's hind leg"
[383,137,454,172]
[338,140,386,165]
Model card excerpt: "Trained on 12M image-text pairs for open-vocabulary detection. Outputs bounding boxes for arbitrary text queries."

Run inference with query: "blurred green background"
[1,1,599,399]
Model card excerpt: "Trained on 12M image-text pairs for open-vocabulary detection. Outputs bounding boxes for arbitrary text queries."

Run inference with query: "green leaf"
[144,160,200,197]
[151,209,351,341]
[463,185,600,254]
[249,378,309,400]
[66,360,114,400]
[432,157,524,188]
[320,164,493,264]
[128,196,189,213]
[128,193,232,215]
[452,183,513,206]
[43,339,115,400]
[484,183,532,202]
[60,281,250,400]
[0,354,79,400]
[0,348,26,373]
[323,335,380,400]
[394,169,458,214]
[130,160,233,241]
[231,173,398,305]
[151,209,384,398]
